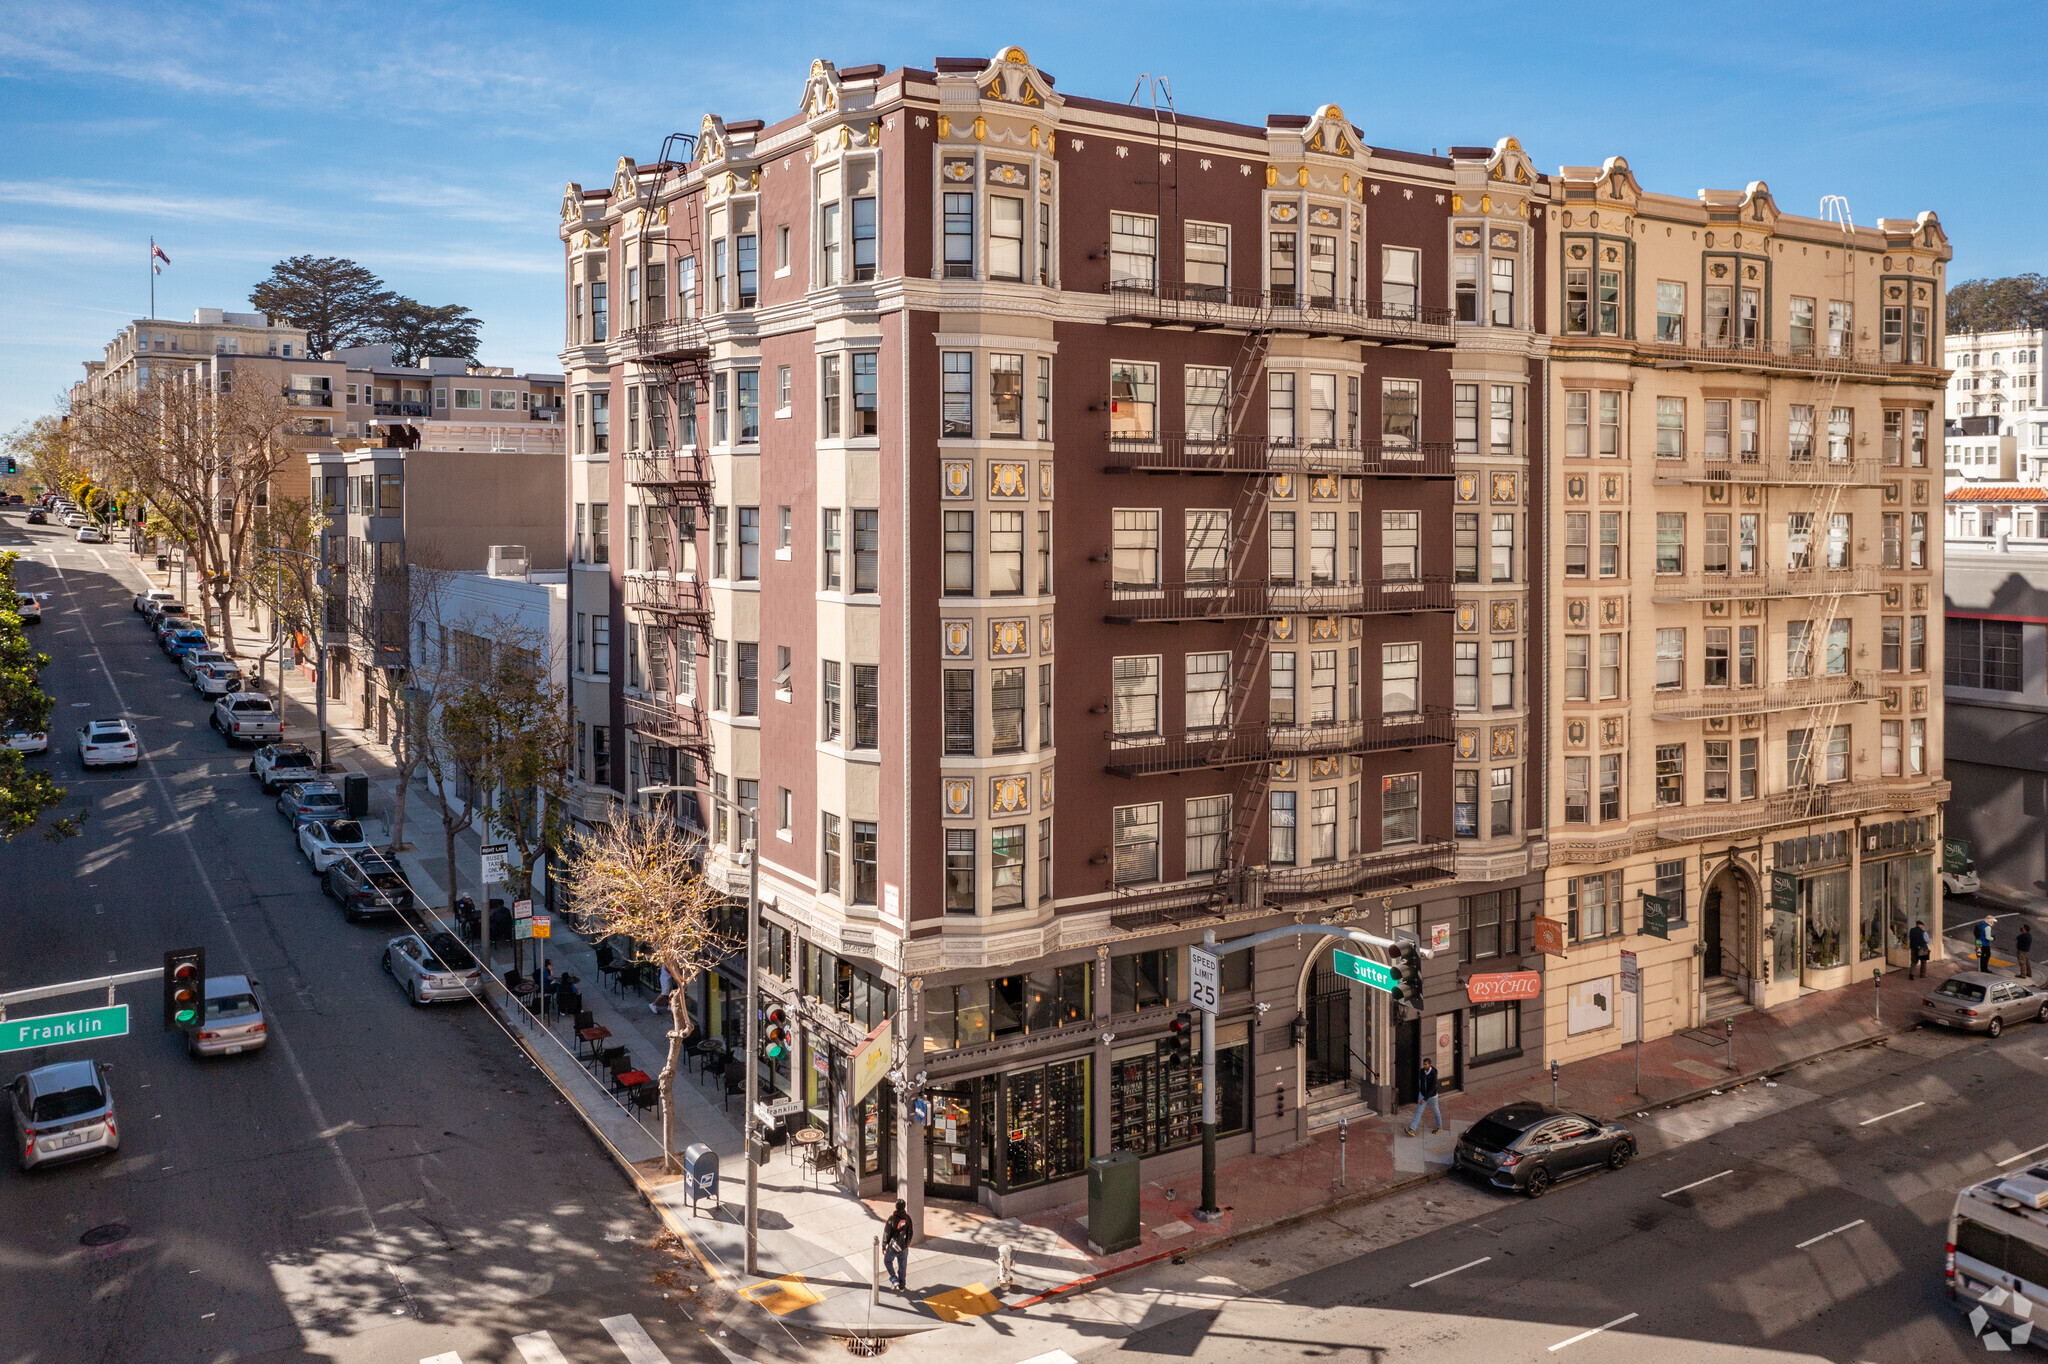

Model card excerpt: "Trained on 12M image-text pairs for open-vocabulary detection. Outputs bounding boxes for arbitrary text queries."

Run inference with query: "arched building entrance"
[1296,939,1385,1113]
[1701,861,1755,985]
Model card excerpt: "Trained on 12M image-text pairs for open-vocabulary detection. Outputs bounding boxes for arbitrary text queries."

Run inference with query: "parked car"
[76,718,139,768]
[24,508,44,525]
[14,592,40,624]
[181,648,227,681]
[1454,1102,1636,1198]
[163,628,208,660]
[298,817,371,873]
[212,693,281,745]
[1918,972,2048,1037]
[143,599,188,627]
[8,1059,119,1171]
[188,974,267,1058]
[4,728,48,753]
[193,662,242,698]
[74,525,106,544]
[1943,859,1983,897]
[276,781,346,827]
[250,742,318,793]
[152,615,188,647]
[323,852,413,921]
[382,930,482,1004]
[134,588,178,615]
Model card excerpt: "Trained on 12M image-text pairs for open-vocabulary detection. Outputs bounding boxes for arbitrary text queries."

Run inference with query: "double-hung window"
[1110,212,1158,293]
[1186,366,1229,439]
[1381,773,1420,846]
[1490,255,1515,326]
[943,194,974,277]
[1115,804,1160,884]
[1112,510,1160,587]
[942,352,972,436]
[1267,372,1296,446]
[1656,281,1685,341]
[989,353,1023,436]
[1186,653,1230,733]
[1383,511,1418,582]
[1456,383,1481,454]
[1186,222,1228,300]
[1110,361,1157,440]
[1186,510,1229,583]
[852,353,878,435]
[1382,379,1419,448]
[989,196,1025,281]
[1381,247,1419,318]
[1112,657,1161,738]
[1381,643,1419,716]
[1455,640,1480,710]
[1656,628,1684,690]
[1269,231,1297,306]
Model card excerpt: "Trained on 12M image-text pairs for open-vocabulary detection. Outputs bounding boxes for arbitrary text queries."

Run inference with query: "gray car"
[8,1059,119,1171]
[1918,971,2048,1037]
[383,931,482,1004]
[189,974,267,1057]
[277,781,346,827]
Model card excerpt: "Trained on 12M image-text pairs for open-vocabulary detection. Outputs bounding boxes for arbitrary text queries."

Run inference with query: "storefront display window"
[924,966,1090,1051]
[1110,1030,1249,1156]
[1111,948,1178,1014]
[1003,1058,1091,1188]
[1803,868,1849,970]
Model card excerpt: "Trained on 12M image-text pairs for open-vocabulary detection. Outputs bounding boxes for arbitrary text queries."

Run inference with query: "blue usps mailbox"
[683,1143,719,1213]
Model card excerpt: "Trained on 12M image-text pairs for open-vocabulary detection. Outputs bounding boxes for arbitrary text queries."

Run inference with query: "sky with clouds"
[3,0,2041,432]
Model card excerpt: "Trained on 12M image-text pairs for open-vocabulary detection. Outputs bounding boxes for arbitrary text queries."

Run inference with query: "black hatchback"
[1453,1102,1635,1197]
[322,852,414,921]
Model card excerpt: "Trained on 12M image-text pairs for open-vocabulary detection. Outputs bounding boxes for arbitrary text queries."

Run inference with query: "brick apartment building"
[557,47,1947,1216]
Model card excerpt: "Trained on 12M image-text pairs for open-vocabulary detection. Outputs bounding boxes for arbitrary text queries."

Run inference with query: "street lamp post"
[642,782,761,1274]
[260,544,331,773]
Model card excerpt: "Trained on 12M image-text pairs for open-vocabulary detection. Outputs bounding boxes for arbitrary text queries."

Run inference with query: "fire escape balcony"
[1648,563,1883,604]
[1102,282,1457,348]
[1631,330,1934,381]
[1651,450,1883,487]
[616,317,710,361]
[1649,671,1878,723]
[1104,431,1454,478]
[1104,575,1454,623]
[625,694,710,752]
[623,571,708,620]
[1251,839,1457,905]
[623,448,711,498]
[1650,778,1952,845]
[1104,708,1455,777]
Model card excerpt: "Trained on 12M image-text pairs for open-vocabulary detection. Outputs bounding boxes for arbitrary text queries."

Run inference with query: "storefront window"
[1003,1058,1091,1189]
[1859,861,1889,962]
[925,966,1089,1051]
[1803,869,1850,970]
[1111,949,1178,1014]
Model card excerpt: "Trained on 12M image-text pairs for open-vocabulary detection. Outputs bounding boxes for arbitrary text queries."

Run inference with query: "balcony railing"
[1104,431,1454,478]
[1650,450,1882,487]
[624,572,707,618]
[284,390,333,408]
[1648,563,1883,604]
[1650,671,1877,722]
[1104,708,1454,777]
[617,317,709,360]
[625,694,710,750]
[1651,779,1951,845]
[1103,282,1457,347]
[623,449,710,492]
[1251,840,1457,905]
[1605,330,1940,379]
[1105,576,1454,623]
[373,402,430,418]
[530,405,562,422]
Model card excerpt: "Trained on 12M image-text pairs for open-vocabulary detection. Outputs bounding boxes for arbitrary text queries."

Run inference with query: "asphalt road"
[1071,1011,2042,1364]
[0,519,717,1363]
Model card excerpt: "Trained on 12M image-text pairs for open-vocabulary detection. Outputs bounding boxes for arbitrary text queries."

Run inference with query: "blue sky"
[3,0,2041,432]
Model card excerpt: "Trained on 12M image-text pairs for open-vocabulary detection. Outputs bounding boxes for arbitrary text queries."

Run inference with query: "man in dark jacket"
[1406,1057,1443,1136]
[1908,920,1931,978]
[2018,922,2034,981]
[883,1199,913,1292]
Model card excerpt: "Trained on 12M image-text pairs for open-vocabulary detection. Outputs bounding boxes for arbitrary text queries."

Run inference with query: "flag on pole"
[151,241,169,275]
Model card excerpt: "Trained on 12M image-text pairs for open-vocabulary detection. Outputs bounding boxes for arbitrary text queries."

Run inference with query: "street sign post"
[1332,948,1398,994]
[1,1005,129,1055]
[1640,893,1672,940]
[480,843,508,886]
[531,915,551,939]
[1188,947,1221,1015]
[1619,950,1642,1096]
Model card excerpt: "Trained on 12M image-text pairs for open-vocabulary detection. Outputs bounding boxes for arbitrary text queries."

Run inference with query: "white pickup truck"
[249,742,318,793]
[212,693,282,746]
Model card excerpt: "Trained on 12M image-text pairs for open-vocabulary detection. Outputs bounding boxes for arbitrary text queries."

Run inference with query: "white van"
[1949,1165,2048,1344]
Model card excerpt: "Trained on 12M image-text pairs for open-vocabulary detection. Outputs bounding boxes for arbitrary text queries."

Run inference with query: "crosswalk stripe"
[601,1314,673,1364]
[512,1333,571,1364]
[420,1354,463,1364]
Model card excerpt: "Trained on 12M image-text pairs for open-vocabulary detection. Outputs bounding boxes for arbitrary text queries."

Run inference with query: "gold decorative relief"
[1492,230,1519,250]
[1038,615,1054,654]
[1348,617,1363,640]
[989,619,1029,657]
[1601,597,1624,626]
[1272,616,1295,642]
[1491,601,1517,632]
[943,779,972,818]
[1491,726,1517,758]
[1456,602,1478,633]
[941,620,972,659]
[1312,756,1340,778]
[942,460,972,498]
[1310,474,1338,501]
[1271,759,1297,780]
[1491,472,1517,503]
[942,157,973,181]
[1348,755,1363,775]
[1455,472,1480,503]
[1564,719,1587,749]
[1308,206,1341,227]
[1566,598,1588,627]
[1456,729,1479,760]
[986,162,1028,186]
[1310,616,1340,641]
[1039,767,1054,807]
[1271,472,1296,500]
[1601,475,1621,501]
[1601,716,1623,748]
[1038,462,1054,500]
[1454,226,1479,246]
[988,461,1028,498]
[990,775,1029,815]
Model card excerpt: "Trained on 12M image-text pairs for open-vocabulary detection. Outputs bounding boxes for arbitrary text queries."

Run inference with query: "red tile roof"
[1947,485,2048,502]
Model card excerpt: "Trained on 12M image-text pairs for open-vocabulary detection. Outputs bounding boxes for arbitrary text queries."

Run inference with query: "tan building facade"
[1539,163,1951,1061]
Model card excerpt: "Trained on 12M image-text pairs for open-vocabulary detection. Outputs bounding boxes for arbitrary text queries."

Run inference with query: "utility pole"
[261,544,330,772]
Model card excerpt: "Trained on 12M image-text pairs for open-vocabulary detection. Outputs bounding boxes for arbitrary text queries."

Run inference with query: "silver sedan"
[383,931,482,1005]
[1919,972,2048,1037]
[189,974,267,1057]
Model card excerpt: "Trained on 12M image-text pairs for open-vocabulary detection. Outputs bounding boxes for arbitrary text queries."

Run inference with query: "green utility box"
[1087,1149,1141,1254]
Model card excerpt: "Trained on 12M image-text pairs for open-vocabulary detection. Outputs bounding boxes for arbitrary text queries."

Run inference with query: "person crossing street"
[1406,1057,1443,1136]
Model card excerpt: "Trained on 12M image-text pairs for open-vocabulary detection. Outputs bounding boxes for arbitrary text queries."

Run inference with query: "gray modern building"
[1944,538,2048,902]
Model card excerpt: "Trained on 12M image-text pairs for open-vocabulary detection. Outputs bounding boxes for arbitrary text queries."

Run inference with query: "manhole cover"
[80,1223,130,1247]
[845,1337,888,1356]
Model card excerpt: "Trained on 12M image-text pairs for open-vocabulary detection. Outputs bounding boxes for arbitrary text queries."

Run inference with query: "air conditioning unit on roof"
[1998,1173,2048,1210]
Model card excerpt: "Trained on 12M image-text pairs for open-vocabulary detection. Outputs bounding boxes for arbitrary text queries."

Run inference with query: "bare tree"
[560,814,731,1171]
[71,372,299,658]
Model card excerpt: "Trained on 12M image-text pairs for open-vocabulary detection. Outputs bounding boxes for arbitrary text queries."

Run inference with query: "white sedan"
[77,718,139,767]
[4,730,48,753]
[298,817,371,873]
[74,525,106,543]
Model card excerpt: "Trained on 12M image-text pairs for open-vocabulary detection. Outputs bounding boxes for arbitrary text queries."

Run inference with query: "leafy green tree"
[379,297,483,367]
[1947,274,2048,334]
[249,256,393,356]
[0,553,82,841]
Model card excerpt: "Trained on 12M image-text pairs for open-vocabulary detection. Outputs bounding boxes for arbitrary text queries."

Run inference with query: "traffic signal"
[1395,943,1424,1020]
[163,947,205,1031]
[762,1005,788,1060]
[1167,1011,1194,1069]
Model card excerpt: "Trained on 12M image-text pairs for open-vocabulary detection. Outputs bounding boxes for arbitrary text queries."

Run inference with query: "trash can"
[342,772,369,818]
[1087,1149,1141,1254]
[683,1142,719,1210]
[156,554,169,572]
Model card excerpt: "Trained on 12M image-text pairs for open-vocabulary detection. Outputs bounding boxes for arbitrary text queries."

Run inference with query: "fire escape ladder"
[1797,197,1859,818]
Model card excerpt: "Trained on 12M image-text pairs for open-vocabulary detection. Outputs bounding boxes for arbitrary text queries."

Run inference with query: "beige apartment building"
[1539,163,1951,1062]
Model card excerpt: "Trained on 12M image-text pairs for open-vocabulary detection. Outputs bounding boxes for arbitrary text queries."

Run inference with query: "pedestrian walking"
[882,1198,913,1292]
[1978,916,1998,975]
[1908,920,1931,978]
[1406,1057,1443,1136]
[2018,923,2034,981]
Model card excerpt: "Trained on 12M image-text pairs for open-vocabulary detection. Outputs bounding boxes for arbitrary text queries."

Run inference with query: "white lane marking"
[1859,1101,1925,1126]
[602,1315,673,1363]
[512,1334,570,1364]
[1796,1218,1866,1249]
[1548,1312,1638,1351]
[1999,1141,2048,1168]
[421,1354,463,1364]
[1010,1354,1079,1364]
[1661,1169,1734,1198]
[91,550,108,570]
[1409,1256,1491,1288]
